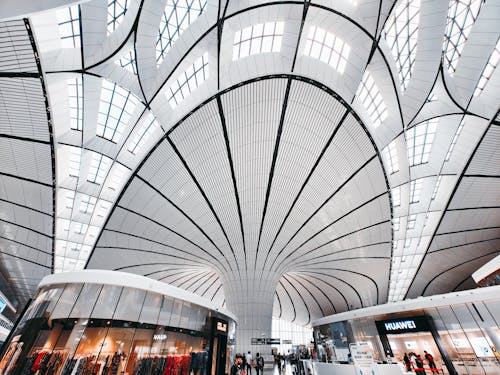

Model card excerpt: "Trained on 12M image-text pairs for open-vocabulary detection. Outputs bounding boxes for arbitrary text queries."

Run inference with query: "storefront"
[313,285,500,375]
[0,270,236,375]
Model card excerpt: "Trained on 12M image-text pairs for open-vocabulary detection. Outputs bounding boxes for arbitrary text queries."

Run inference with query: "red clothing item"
[31,352,47,372]
[164,356,174,375]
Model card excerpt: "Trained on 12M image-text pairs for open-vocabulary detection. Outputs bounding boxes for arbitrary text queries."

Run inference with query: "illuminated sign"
[384,320,416,331]
[376,316,431,335]
[153,334,167,341]
[217,322,227,332]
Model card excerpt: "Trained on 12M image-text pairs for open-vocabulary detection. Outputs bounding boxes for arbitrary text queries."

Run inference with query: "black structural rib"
[0,237,51,256]
[275,291,283,319]
[103,228,217,266]
[193,273,219,294]
[255,78,292,271]
[114,262,206,272]
[405,109,500,298]
[302,270,364,308]
[290,273,337,314]
[428,237,500,254]
[167,136,241,275]
[113,205,229,273]
[421,250,500,296]
[178,271,213,290]
[285,273,325,317]
[269,154,379,272]
[281,275,312,325]
[24,18,56,273]
[262,109,350,273]
[135,175,232,271]
[216,96,247,271]
[277,280,297,322]
[282,219,390,271]
[291,241,390,268]
[0,198,52,217]
[302,268,381,304]
[94,246,212,267]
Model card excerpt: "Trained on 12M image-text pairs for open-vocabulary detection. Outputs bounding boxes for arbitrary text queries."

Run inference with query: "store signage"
[376,316,430,335]
[384,320,416,331]
[153,334,167,340]
[282,340,292,344]
[266,338,280,345]
[350,342,377,375]
[251,338,266,345]
[217,322,227,332]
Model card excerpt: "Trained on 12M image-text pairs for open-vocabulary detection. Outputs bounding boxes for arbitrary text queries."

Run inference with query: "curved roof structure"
[0,0,499,333]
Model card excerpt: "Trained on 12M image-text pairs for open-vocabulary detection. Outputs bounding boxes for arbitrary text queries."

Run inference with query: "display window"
[0,282,232,375]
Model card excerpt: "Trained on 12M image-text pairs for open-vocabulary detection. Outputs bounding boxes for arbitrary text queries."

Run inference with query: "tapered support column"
[222,271,280,354]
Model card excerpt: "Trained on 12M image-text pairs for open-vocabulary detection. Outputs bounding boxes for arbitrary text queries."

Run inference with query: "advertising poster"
[350,342,378,375]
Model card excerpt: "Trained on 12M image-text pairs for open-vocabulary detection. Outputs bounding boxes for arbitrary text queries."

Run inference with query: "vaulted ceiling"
[0,0,499,324]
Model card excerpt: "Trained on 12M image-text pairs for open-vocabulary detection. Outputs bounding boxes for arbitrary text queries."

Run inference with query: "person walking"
[414,354,425,375]
[245,352,253,375]
[231,356,243,375]
[255,353,264,375]
[403,353,411,372]
[424,351,438,373]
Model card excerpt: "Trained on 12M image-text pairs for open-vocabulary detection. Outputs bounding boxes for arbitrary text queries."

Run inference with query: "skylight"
[407,118,438,166]
[68,76,83,131]
[167,53,209,109]
[64,190,76,209]
[68,147,82,177]
[356,71,388,128]
[393,217,400,231]
[303,26,351,74]
[97,79,138,143]
[407,214,417,229]
[56,5,81,48]
[410,178,423,203]
[156,0,207,65]
[233,21,284,61]
[384,0,420,91]
[431,175,442,201]
[445,119,465,161]
[116,49,137,74]
[392,186,401,207]
[107,0,128,35]
[443,0,484,75]
[128,112,160,154]
[474,39,500,96]
[80,194,97,214]
[87,152,113,185]
[383,140,399,174]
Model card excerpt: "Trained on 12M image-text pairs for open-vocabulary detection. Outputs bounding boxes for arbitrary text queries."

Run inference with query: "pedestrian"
[231,356,243,375]
[245,351,253,375]
[403,353,411,372]
[414,354,425,375]
[255,353,264,375]
[424,351,438,373]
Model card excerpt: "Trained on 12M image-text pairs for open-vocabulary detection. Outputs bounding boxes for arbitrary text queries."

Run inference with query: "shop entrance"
[387,331,447,374]
[376,316,456,375]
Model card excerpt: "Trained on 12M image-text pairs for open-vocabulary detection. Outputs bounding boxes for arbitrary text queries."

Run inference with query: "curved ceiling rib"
[0,0,499,326]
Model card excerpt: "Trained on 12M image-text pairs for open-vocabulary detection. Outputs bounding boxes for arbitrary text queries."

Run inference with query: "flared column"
[222,271,280,354]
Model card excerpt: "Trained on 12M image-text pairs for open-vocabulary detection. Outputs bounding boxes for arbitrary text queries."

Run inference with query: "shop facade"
[313,285,500,375]
[0,270,236,375]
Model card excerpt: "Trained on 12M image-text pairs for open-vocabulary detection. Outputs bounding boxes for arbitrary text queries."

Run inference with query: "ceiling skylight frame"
[156,0,208,65]
[410,178,423,204]
[445,119,465,161]
[167,52,209,109]
[97,79,138,143]
[392,186,401,207]
[67,76,83,131]
[356,71,388,128]
[384,0,421,91]
[80,194,97,214]
[474,39,500,96]
[116,49,138,75]
[107,0,128,35]
[407,118,438,166]
[87,152,113,185]
[407,214,417,229]
[56,4,81,48]
[128,112,160,154]
[383,140,400,174]
[232,21,285,61]
[443,0,484,75]
[431,175,442,201]
[303,25,351,74]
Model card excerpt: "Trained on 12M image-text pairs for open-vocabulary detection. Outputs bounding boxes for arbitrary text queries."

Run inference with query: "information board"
[350,342,378,375]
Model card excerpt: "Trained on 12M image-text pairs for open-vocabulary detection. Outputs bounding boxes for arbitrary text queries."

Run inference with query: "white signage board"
[350,342,378,375]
